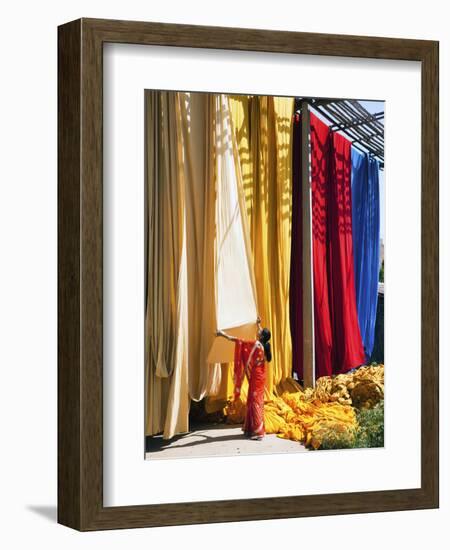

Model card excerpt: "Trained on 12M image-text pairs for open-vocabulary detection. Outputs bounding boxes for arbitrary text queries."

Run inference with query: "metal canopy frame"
[296,97,385,169]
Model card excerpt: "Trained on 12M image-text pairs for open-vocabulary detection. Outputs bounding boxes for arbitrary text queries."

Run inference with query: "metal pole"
[301,100,315,388]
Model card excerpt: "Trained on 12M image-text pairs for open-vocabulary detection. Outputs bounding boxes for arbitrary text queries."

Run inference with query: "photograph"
[145,91,385,459]
[0,0,442,540]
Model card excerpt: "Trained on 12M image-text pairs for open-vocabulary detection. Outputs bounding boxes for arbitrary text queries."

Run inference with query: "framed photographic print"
[58,18,439,530]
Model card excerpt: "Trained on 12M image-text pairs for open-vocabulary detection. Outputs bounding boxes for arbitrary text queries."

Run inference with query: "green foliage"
[318,401,384,451]
[354,400,384,448]
[317,427,357,450]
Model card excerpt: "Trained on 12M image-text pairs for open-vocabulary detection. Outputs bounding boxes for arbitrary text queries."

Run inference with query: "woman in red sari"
[216,317,272,440]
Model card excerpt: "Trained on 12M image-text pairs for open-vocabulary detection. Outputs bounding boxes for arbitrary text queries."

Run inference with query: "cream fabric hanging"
[177,92,222,400]
[145,91,189,438]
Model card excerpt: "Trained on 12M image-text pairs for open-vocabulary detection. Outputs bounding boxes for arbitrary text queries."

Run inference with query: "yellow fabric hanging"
[205,93,258,412]
[145,91,189,438]
[207,95,294,413]
[229,95,294,393]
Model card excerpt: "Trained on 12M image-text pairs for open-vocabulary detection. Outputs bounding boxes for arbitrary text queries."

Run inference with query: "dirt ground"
[145,422,307,459]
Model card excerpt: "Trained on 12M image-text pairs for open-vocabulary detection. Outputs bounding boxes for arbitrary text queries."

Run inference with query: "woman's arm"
[216,329,238,342]
[256,315,262,332]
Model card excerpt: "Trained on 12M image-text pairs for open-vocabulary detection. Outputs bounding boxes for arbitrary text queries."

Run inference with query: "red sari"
[233,339,266,437]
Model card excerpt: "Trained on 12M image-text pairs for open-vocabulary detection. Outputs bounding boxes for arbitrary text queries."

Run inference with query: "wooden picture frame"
[58,18,439,531]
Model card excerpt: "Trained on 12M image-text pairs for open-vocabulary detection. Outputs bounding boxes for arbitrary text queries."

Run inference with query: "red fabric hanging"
[328,130,365,373]
[290,112,364,380]
[310,113,334,378]
[290,112,334,379]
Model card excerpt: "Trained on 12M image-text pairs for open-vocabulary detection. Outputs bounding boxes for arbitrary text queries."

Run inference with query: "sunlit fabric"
[290,113,364,379]
[351,149,381,359]
[328,131,366,373]
[205,94,259,412]
[205,96,255,413]
[290,113,334,379]
[178,92,222,400]
[314,112,335,377]
[145,91,189,438]
[146,93,368,440]
[229,95,294,393]
[310,114,335,377]
[214,94,258,334]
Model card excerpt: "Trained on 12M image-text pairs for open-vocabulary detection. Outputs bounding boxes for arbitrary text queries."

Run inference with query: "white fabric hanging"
[207,94,258,364]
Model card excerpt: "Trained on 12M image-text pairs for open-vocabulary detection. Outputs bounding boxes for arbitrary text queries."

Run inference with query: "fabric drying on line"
[206,95,295,412]
[328,129,366,373]
[351,148,381,360]
[145,91,190,439]
[207,94,258,367]
[230,95,295,392]
[145,92,380,442]
[290,112,365,380]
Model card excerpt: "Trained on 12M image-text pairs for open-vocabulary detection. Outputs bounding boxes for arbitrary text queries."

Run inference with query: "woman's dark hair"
[258,328,272,362]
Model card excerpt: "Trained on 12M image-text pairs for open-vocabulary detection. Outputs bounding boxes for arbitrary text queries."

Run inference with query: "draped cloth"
[290,112,334,380]
[210,94,258,346]
[145,91,189,438]
[310,114,335,378]
[290,112,364,380]
[146,91,295,435]
[229,95,294,393]
[205,94,258,411]
[177,92,222,401]
[351,149,381,359]
[328,131,366,373]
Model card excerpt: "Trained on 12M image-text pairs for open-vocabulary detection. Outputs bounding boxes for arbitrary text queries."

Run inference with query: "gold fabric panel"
[229,95,294,393]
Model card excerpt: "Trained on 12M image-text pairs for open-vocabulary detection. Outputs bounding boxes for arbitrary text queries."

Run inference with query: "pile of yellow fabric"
[307,364,384,409]
[226,365,384,450]
[264,393,358,450]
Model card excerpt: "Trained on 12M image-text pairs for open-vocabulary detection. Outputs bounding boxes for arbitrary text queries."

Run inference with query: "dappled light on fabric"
[213,94,258,333]
[205,94,259,412]
[178,92,222,401]
[229,95,295,392]
[146,92,378,443]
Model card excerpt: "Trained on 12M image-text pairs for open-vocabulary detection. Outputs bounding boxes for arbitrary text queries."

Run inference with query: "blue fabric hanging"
[351,148,381,360]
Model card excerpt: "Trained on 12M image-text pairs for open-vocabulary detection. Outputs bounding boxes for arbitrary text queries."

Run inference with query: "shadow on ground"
[146,422,306,459]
